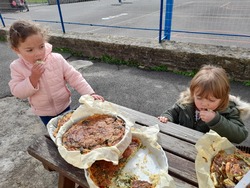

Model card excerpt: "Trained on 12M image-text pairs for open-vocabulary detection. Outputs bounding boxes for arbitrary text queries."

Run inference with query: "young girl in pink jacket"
[8,20,104,125]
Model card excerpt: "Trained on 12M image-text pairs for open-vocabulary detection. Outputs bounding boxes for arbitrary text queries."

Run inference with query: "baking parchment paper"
[85,124,176,188]
[55,95,134,169]
[195,130,236,188]
[47,110,74,143]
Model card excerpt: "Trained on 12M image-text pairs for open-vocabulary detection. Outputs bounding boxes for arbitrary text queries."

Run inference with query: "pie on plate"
[47,95,133,169]
[210,149,250,188]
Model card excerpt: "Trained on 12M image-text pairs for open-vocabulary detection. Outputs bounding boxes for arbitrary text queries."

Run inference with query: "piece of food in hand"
[210,149,250,188]
[35,60,45,64]
[62,114,126,154]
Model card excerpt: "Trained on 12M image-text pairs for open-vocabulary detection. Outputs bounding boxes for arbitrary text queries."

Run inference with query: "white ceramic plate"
[85,132,173,188]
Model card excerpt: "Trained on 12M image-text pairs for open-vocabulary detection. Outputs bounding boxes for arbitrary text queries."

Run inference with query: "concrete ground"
[0,41,249,188]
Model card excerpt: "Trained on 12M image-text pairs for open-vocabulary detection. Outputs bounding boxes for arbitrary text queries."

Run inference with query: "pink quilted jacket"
[9,43,95,116]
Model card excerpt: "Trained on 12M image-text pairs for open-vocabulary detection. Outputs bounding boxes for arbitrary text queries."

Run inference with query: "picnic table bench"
[27,102,204,188]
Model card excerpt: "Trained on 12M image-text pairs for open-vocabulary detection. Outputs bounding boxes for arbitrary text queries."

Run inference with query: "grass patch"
[243,81,250,86]
[150,65,169,72]
[90,55,140,68]
[0,36,7,42]
[27,0,48,3]
[54,47,139,67]
[99,55,139,67]
[53,47,83,57]
[173,70,197,77]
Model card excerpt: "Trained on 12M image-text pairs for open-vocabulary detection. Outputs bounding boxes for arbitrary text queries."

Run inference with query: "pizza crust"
[53,111,74,138]
[47,110,74,142]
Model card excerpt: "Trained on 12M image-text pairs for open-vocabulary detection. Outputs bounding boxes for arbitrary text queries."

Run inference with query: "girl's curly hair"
[8,20,49,48]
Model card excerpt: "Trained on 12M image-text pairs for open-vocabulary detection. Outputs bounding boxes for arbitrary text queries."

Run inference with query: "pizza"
[53,111,73,137]
[210,149,250,188]
[62,114,126,154]
[88,137,154,188]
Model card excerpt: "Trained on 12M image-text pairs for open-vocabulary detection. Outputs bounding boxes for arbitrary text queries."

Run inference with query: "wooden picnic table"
[27,102,204,188]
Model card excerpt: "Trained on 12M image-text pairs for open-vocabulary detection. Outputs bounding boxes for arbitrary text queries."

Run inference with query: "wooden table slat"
[113,103,203,143]
[166,152,198,187]
[158,132,197,161]
[173,177,198,188]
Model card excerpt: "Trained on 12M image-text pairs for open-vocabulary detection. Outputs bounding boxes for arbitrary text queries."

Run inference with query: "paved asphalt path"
[0,41,250,146]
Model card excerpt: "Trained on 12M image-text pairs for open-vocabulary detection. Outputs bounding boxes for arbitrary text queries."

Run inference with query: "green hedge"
[27,0,48,3]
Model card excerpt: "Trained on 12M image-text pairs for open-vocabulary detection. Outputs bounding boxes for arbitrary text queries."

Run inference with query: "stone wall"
[1,27,250,81]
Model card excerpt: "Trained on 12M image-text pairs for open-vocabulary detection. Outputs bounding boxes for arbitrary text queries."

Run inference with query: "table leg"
[42,163,54,172]
[58,173,75,188]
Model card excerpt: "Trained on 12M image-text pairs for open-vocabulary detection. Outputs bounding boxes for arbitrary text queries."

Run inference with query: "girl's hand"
[90,93,104,102]
[199,110,216,122]
[30,63,45,88]
[31,63,45,78]
[157,116,168,123]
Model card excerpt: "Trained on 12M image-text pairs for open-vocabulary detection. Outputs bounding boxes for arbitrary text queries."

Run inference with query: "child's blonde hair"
[8,20,48,48]
[189,64,230,111]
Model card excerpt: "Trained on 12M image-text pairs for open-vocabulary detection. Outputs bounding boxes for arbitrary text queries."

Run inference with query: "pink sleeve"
[9,63,38,99]
[61,58,95,95]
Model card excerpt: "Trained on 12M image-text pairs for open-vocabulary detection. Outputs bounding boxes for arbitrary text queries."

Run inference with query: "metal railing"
[161,0,250,48]
[1,0,250,49]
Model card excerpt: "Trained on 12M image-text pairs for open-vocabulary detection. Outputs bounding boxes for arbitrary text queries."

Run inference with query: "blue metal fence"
[163,0,173,41]
[1,0,250,48]
[56,0,65,33]
[0,13,5,27]
[160,0,250,46]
